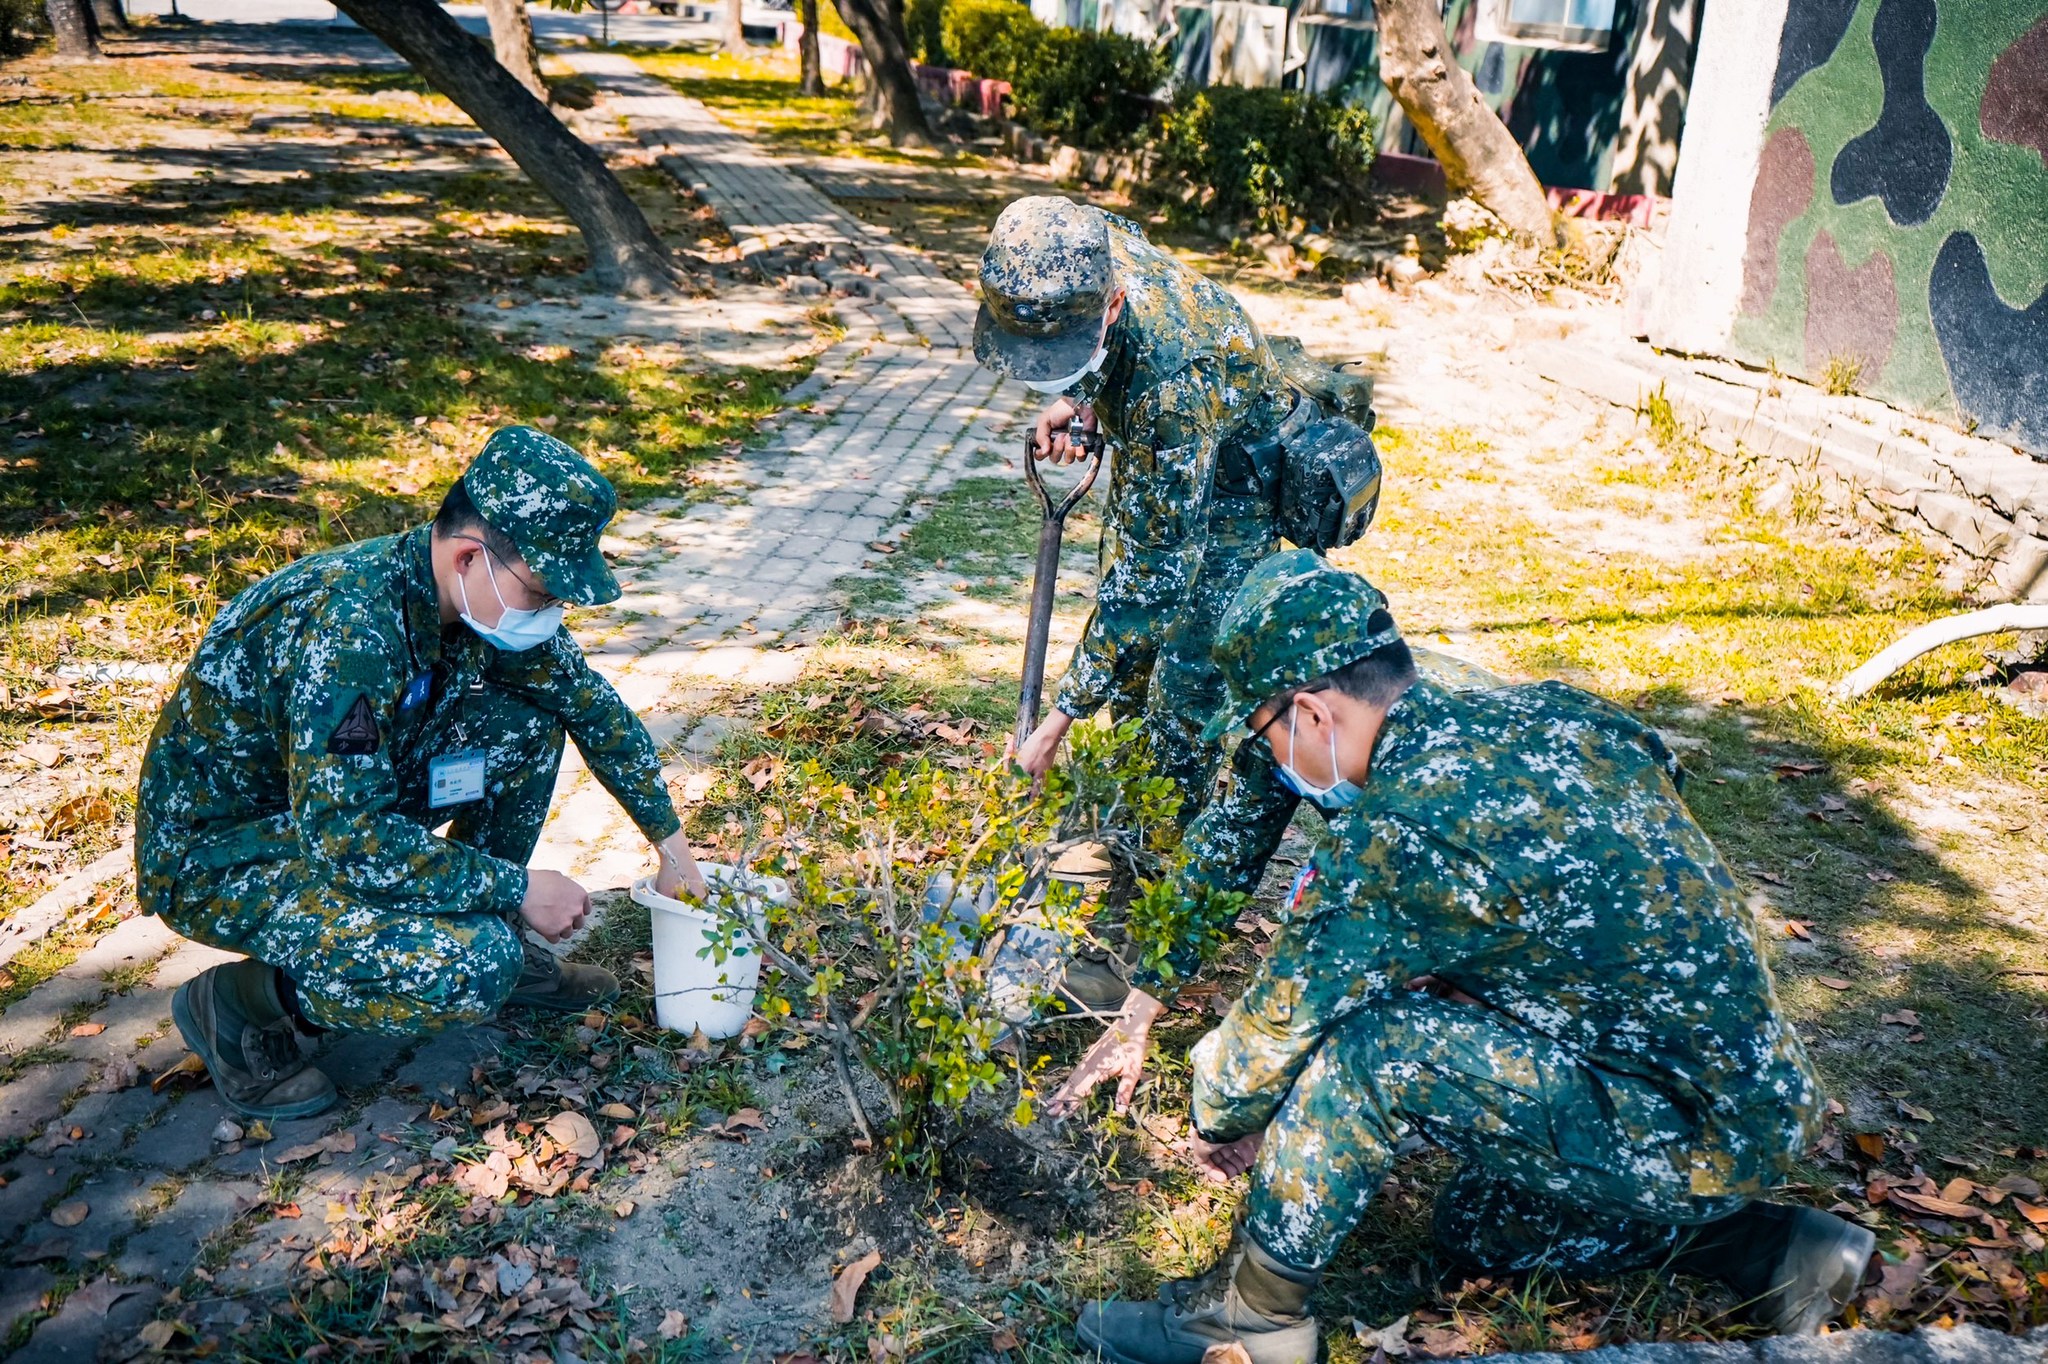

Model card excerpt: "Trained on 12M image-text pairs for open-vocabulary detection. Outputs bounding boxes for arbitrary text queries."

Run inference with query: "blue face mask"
[1273,704,1363,811]
[458,551,563,653]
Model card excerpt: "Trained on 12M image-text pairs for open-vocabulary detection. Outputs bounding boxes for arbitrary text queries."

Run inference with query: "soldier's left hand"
[1188,1130,1263,1184]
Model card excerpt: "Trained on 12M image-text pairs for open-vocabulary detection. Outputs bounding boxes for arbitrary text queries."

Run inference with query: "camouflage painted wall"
[1731,1,2048,452]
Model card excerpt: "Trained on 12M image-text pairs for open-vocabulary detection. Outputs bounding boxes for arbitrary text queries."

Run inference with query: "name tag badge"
[400,672,433,712]
[429,749,487,809]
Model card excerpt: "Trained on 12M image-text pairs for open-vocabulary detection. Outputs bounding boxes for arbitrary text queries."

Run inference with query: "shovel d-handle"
[1016,425,1103,745]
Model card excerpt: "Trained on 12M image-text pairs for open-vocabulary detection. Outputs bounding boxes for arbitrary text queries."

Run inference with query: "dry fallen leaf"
[151,1052,208,1095]
[830,1249,882,1324]
[613,1199,636,1218]
[1852,1132,1887,1162]
[545,1109,602,1160]
[659,1309,690,1340]
[68,1022,106,1038]
[17,742,62,768]
[1816,976,1853,991]
[1886,1189,1981,1221]
[990,1329,1020,1352]
[67,1278,145,1316]
[50,1200,89,1228]
[1880,1009,1922,1028]
[1202,1345,1255,1364]
[597,1102,636,1121]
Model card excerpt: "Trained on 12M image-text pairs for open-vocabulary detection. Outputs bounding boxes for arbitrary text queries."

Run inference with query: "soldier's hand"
[1047,989,1163,1118]
[1032,397,1080,464]
[521,869,591,942]
[1188,1130,1263,1185]
[653,831,710,900]
[1010,710,1074,781]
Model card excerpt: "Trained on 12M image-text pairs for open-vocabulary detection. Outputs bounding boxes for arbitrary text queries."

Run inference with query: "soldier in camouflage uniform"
[973,195,1292,812]
[138,427,708,1121]
[1077,551,1875,1364]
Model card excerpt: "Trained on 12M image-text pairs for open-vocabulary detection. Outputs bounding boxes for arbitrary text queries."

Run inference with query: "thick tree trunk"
[44,0,100,57]
[833,0,933,146]
[481,0,546,101]
[88,0,126,35]
[797,0,824,94]
[332,0,685,296]
[1371,0,1553,242]
[720,0,747,54]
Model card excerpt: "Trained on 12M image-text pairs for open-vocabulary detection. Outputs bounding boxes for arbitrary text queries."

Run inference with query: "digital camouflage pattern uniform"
[1189,551,1824,1274]
[137,428,680,1035]
[973,197,1292,822]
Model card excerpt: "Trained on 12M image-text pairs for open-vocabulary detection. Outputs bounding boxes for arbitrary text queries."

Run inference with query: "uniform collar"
[1362,678,1452,776]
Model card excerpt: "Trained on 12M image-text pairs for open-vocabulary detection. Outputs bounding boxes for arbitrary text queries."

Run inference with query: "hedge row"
[832,0,1378,229]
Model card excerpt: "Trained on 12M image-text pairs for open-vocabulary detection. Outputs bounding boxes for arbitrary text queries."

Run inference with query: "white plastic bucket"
[631,862,789,1040]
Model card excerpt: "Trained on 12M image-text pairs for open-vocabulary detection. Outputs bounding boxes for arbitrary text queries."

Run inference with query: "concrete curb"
[1490,1326,2048,1364]
[1520,338,2048,602]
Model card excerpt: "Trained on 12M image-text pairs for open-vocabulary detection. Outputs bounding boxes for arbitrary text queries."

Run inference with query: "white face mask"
[1022,342,1109,394]
[458,550,563,653]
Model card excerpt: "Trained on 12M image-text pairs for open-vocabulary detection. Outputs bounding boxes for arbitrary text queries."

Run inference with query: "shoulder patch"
[328,694,381,756]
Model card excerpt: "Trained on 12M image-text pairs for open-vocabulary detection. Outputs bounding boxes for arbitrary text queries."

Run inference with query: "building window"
[1478,0,1616,51]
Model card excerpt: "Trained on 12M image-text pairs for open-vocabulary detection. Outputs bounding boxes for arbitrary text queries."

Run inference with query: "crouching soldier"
[137,427,708,1122]
[1077,551,1873,1363]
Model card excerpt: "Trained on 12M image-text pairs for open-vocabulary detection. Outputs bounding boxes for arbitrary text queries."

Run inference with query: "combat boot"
[1077,1229,1319,1364]
[1673,1201,1875,1335]
[507,937,619,1013]
[172,959,337,1121]
[1057,953,1132,1014]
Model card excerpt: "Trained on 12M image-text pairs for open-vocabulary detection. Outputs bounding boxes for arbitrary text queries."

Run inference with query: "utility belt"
[1216,335,1383,554]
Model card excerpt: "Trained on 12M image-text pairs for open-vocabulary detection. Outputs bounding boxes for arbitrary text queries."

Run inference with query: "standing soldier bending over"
[973,195,1293,817]
[138,427,708,1122]
[1077,551,1873,1364]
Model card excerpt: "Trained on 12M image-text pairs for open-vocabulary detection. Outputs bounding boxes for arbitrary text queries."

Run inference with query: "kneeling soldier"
[1077,551,1873,1364]
[138,427,708,1121]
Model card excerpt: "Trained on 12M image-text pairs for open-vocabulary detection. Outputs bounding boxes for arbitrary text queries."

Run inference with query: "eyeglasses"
[1248,682,1330,743]
[455,536,560,609]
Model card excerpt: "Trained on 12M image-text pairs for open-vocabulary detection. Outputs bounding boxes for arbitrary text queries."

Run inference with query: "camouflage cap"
[1201,549,1402,742]
[460,426,621,607]
[972,196,1114,383]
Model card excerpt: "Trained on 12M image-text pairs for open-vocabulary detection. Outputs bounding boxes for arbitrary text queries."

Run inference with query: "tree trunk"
[88,0,126,34]
[44,0,99,57]
[1371,0,1553,242]
[833,0,933,146]
[721,0,747,54]
[333,0,685,295]
[797,0,824,95]
[481,0,546,101]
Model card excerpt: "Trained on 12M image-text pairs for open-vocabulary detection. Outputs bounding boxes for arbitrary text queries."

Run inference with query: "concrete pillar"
[1644,0,1789,354]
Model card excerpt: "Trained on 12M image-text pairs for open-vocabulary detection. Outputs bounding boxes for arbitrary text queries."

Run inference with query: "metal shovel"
[1015,417,1104,744]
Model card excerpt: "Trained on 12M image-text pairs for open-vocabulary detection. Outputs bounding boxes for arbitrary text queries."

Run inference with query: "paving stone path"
[0,51,1028,1359]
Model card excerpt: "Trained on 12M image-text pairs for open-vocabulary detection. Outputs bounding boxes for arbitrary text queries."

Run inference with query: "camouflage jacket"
[1190,678,1822,1199]
[137,527,680,919]
[1052,225,1292,719]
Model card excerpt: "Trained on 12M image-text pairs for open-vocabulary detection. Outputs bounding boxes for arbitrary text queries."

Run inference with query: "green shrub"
[0,0,43,56]
[1157,84,1378,232]
[1009,28,1165,149]
[941,0,1044,82]
[905,0,948,65]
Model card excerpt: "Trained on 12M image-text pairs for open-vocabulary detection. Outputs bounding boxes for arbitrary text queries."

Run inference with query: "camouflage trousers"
[158,686,565,1035]
[1242,997,1745,1274]
[1106,496,1277,824]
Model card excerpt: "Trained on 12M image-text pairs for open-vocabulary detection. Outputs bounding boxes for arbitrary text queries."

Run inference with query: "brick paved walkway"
[0,59,1027,1359]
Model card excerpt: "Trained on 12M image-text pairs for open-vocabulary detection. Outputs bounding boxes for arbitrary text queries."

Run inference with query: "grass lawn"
[0,37,807,980]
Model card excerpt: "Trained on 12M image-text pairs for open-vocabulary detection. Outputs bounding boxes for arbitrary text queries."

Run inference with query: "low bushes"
[919,0,1377,219]
[940,0,1163,149]
[0,0,43,56]
[1157,84,1378,232]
